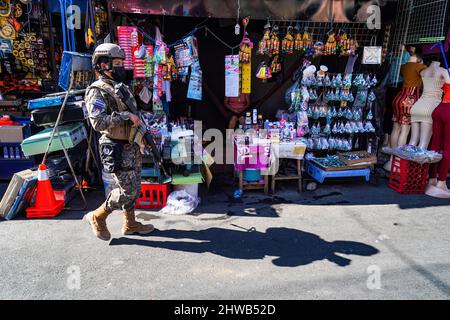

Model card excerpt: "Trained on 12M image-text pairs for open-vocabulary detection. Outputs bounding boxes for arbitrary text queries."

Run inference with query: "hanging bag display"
[362,36,382,65]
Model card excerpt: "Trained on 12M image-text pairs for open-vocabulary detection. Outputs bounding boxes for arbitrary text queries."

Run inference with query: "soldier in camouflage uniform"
[84,43,154,241]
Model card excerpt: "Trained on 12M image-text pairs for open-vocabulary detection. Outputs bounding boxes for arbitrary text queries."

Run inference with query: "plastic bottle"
[3,146,8,159]
[280,115,285,128]
[15,147,21,159]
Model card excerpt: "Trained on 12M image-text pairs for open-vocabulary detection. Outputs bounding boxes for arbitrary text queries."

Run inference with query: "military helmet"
[92,43,125,67]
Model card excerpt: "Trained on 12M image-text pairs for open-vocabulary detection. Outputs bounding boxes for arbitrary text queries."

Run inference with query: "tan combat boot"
[122,210,154,235]
[85,202,111,241]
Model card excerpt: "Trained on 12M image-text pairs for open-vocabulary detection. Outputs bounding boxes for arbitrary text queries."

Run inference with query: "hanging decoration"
[324,31,337,55]
[152,27,168,110]
[257,23,271,55]
[256,60,272,82]
[281,26,294,54]
[162,54,177,81]
[269,25,280,56]
[239,17,252,94]
[269,55,281,74]
[187,61,202,100]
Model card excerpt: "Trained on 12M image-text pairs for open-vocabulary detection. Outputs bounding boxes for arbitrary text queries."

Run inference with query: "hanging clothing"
[372,60,391,138]
[345,54,359,74]
[429,102,450,181]
[411,76,446,124]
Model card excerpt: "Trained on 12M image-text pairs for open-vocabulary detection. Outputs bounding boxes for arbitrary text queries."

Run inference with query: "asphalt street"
[1,178,450,300]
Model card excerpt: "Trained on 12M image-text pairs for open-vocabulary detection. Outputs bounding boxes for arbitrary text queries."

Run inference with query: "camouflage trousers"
[104,141,142,212]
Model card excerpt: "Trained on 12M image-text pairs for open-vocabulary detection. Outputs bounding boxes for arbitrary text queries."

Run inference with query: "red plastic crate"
[136,183,170,209]
[388,156,429,194]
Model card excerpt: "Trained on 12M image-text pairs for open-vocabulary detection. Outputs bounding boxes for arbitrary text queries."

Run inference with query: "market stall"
[1,0,450,221]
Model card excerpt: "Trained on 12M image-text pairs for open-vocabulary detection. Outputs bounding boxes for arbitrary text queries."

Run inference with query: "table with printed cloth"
[234,138,271,194]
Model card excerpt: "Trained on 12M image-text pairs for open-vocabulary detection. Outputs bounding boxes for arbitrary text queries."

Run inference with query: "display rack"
[267,20,384,47]
[389,0,449,85]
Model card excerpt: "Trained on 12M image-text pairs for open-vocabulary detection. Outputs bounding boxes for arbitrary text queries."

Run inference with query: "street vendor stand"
[234,136,271,194]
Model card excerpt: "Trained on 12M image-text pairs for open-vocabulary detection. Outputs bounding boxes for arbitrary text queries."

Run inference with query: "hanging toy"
[302,30,312,51]
[313,41,324,57]
[240,35,253,64]
[270,55,282,74]
[339,31,350,56]
[349,37,359,56]
[325,31,337,55]
[282,26,294,54]
[258,20,271,55]
[294,23,303,52]
[269,25,280,56]
[162,54,177,81]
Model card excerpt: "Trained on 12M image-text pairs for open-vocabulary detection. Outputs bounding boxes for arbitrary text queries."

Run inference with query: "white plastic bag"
[160,190,199,215]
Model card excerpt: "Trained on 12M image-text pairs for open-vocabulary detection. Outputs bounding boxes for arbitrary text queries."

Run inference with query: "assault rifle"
[114,83,171,183]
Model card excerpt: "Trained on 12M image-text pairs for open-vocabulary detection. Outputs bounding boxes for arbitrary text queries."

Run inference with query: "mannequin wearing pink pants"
[426,83,450,198]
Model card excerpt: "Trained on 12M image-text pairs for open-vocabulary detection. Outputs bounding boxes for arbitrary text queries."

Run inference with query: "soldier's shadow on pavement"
[110,227,379,267]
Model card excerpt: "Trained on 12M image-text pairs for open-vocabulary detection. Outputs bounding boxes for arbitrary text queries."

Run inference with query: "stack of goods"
[289,69,377,154]
[12,33,50,80]
[27,93,87,127]
[118,26,139,70]
[0,115,33,180]
[0,2,52,95]
[132,44,154,79]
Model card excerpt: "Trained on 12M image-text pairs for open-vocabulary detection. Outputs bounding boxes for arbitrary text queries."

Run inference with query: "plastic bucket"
[102,170,118,197]
[173,183,199,198]
[243,169,262,182]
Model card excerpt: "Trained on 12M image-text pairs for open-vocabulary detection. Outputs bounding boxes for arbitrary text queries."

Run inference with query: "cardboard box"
[0,169,37,219]
[0,125,26,143]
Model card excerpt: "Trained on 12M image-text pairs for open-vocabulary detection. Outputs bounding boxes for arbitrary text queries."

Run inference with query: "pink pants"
[429,102,450,181]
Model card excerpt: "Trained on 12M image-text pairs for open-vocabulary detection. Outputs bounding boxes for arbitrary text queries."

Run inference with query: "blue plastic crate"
[27,95,80,110]
[305,160,370,184]
[58,51,92,90]
[10,116,32,126]
[141,167,160,177]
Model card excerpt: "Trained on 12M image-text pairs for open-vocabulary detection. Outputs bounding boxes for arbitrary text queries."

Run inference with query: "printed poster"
[225,55,240,97]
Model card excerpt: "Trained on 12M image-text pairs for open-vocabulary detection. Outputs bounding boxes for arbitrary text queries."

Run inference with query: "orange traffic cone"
[26,164,65,218]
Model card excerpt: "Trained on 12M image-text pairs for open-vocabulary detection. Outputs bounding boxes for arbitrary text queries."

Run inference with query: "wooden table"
[270,158,303,194]
[269,141,306,194]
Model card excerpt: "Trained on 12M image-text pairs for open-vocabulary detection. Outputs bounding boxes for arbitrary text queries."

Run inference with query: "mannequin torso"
[409,61,450,149]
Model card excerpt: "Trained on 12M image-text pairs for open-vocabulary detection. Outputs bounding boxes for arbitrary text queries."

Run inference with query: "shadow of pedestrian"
[110,227,379,267]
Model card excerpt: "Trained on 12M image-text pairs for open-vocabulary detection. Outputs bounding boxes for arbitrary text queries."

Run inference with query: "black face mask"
[111,66,127,83]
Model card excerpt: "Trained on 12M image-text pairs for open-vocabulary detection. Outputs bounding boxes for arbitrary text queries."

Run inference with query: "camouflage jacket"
[85,76,132,141]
